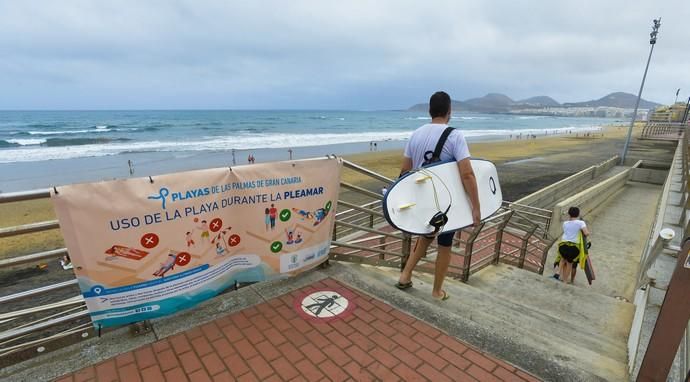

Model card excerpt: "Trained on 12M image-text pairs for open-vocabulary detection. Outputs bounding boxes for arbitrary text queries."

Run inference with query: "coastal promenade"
[1,126,686,381]
[10,268,541,382]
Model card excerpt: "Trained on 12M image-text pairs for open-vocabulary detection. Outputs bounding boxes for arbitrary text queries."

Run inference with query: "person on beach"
[269,204,277,230]
[153,253,177,277]
[198,220,210,242]
[557,207,590,284]
[185,231,195,247]
[396,91,481,301]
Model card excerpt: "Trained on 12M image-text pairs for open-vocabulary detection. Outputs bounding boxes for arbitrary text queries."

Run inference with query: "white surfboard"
[383,159,502,235]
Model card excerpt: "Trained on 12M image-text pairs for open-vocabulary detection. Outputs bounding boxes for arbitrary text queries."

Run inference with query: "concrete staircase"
[331,262,632,381]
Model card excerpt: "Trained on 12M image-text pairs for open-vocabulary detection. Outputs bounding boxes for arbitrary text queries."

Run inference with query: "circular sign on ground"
[293,288,357,323]
[209,218,223,232]
[140,233,159,249]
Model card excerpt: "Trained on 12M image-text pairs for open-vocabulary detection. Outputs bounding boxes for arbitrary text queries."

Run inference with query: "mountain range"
[408,92,661,113]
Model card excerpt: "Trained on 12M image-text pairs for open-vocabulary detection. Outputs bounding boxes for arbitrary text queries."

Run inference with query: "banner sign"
[51,158,341,328]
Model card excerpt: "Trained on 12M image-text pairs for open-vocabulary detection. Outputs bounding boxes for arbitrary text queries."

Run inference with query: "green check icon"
[270,241,283,253]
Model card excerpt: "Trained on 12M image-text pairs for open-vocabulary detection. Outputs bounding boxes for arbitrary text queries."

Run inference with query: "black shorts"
[558,243,580,263]
[424,231,455,247]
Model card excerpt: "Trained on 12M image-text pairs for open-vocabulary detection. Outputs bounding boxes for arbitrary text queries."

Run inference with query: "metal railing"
[0,189,91,366]
[641,121,688,140]
[329,159,556,281]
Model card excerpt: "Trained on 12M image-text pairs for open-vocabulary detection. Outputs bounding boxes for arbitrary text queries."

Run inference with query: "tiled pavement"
[55,278,540,382]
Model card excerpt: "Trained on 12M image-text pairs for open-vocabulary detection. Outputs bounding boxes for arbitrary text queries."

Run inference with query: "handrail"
[0,189,52,203]
[502,201,552,214]
[0,248,68,268]
[0,296,84,321]
[336,200,385,217]
[0,220,60,238]
[342,159,395,184]
[335,220,403,240]
[330,240,405,258]
[0,310,89,343]
[0,279,79,304]
[335,200,381,217]
[340,181,384,200]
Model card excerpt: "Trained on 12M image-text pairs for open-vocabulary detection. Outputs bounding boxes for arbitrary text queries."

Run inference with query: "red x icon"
[175,252,191,266]
[209,218,223,233]
[228,234,241,247]
[140,233,159,249]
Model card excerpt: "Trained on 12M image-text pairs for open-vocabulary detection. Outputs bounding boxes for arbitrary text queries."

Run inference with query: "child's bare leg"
[564,262,573,284]
[558,259,567,283]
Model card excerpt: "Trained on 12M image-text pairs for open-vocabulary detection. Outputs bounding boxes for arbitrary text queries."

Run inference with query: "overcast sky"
[0,1,688,110]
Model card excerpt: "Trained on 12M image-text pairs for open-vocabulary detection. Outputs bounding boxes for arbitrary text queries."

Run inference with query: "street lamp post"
[675,88,681,104]
[621,18,661,165]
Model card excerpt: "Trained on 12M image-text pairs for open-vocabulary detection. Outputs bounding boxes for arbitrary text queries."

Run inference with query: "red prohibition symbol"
[228,234,241,247]
[209,218,223,233]
[140,233,159,249]
[175,252,191,266]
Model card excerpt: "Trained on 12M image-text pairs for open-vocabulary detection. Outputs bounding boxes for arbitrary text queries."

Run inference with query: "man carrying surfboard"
[396,91,481,301]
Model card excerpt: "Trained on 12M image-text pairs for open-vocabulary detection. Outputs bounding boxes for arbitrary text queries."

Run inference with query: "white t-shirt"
[404,123,471,168]
[562,219,587,242]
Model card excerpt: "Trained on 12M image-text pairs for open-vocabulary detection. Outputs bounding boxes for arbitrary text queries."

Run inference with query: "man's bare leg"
[399,236,433,284]
[432,245,452,298]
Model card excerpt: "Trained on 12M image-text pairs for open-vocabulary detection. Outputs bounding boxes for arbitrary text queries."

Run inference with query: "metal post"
[400,233,412,271]
[621,18,661,165]
[493,211,514,264]
[518,226,538,269]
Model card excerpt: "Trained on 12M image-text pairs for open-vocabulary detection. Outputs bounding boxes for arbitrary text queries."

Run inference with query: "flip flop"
[433,290,450,301]
[395,281,413,290]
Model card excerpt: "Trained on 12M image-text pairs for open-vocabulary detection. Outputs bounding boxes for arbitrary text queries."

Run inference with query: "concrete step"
[469,263,635,346]
[406,267,630,369]
[336,263,629,381]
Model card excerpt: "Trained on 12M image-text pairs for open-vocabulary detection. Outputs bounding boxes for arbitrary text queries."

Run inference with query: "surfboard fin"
[398,202,416,210]
[415,175,432,183]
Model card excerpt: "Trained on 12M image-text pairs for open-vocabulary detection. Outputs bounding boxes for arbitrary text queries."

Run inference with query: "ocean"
[0,110,615,192]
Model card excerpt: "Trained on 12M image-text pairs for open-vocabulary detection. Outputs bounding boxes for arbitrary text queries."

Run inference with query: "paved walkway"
[55,278,539,382]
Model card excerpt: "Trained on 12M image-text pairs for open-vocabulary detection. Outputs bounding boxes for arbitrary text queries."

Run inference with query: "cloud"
[0,0,688,109]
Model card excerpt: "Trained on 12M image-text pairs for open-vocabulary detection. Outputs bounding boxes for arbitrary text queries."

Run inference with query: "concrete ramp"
[544,182,662,302]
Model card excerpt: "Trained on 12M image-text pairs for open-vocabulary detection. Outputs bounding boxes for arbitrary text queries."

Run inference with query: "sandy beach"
[1,124,633,263]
